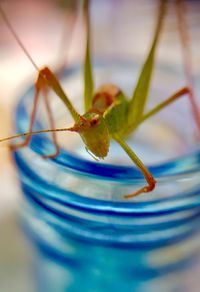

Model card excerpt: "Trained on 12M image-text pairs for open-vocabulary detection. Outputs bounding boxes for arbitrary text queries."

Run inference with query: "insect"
[0,0,198,199]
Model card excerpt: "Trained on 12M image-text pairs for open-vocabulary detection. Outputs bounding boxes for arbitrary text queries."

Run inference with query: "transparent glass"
[14,61,200,292]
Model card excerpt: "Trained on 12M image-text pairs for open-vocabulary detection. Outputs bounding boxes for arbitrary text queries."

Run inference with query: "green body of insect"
[0,0,196,198]
[76,84,128,159]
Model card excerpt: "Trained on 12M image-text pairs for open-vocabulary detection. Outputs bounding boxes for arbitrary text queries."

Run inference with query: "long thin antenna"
[175,0,200,132]
[0,126,79,144]
[56,1,82,73]
[0,3,39,71]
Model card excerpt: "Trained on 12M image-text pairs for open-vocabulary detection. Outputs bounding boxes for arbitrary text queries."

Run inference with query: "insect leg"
[113,135,156,199]
[125,87,190,135]
[40,67,81,123]
[10,76,42,151]
[138,86,190,126]
[10,69,67,154]
[42,86,60,159]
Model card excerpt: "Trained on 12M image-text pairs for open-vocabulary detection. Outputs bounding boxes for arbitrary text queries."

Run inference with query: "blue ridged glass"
[13,61,200,292]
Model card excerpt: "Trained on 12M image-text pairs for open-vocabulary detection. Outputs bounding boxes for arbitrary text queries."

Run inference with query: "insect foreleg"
[40,67,81,123]
[10,71,62,157]
[42,86,60,159]
[138,86,190,126]
[113,135,156,199]
[10,66,84,157]
[10,77,42,152]
[125,86,190,135]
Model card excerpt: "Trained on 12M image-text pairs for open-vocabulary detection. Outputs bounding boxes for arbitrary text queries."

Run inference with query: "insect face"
[79,112,110,159]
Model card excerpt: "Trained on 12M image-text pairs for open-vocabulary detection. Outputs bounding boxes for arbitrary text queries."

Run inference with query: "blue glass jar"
[14,61,200,292]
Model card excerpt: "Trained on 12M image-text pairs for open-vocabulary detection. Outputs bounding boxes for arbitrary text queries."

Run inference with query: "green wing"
[127,0,167,132]
[83,0,94,112]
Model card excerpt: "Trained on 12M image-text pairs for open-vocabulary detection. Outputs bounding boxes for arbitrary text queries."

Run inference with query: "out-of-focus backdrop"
[0,0,200,291]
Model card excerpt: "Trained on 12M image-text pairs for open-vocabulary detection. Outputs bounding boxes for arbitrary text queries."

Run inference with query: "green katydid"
[0,0,193,199]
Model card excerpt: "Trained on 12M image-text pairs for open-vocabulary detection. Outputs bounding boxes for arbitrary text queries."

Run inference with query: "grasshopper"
[0,0,198,199]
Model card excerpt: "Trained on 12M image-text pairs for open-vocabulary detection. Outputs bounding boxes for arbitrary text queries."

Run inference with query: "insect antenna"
[0,3,39,71]
[56,0,83,74]
[0,127,79,144]
[175,0,200,131]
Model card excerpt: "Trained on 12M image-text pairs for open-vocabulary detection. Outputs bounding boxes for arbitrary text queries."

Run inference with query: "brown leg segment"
[10,72,61,159]
[10,66,82,157]
[10,79,41,151]
[42,86,60,159]
[113,135,156,200]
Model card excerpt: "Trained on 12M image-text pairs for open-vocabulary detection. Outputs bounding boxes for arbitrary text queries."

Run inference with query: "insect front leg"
[138,86,190,126]
[10,74,42,152]
[10,71,61,159]
[113,135,156,199]
[42,86,60,159]
[39,67,81,123]
[125,86,190,135]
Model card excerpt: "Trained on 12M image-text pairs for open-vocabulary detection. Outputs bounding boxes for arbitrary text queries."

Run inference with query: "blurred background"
[0,0,200,291]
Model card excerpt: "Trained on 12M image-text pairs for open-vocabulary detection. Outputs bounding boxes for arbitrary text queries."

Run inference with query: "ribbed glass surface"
[14,61,200,292]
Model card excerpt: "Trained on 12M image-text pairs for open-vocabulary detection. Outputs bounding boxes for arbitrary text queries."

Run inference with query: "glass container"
[13,60,200,292]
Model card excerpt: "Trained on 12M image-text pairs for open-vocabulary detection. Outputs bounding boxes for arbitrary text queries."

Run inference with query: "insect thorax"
[91,84,129,135]
[92,84,120,113]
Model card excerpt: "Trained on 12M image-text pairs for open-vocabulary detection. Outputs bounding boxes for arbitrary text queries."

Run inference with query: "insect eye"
[90,118,99,126]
